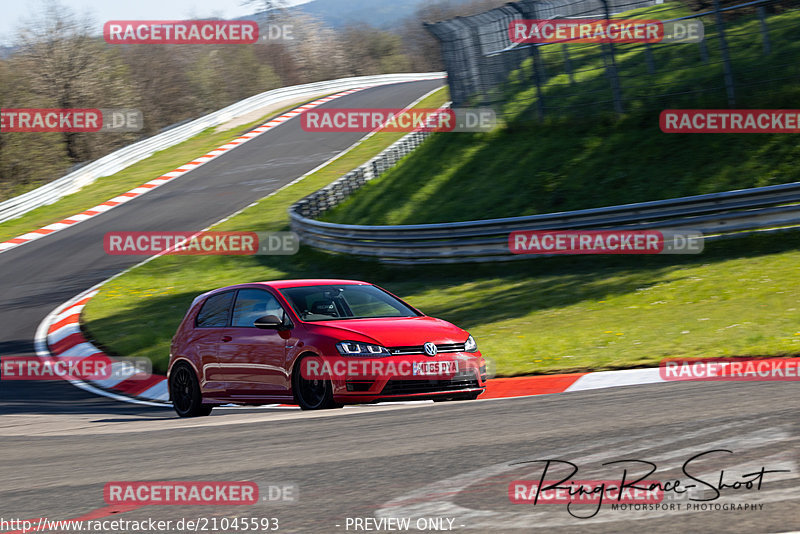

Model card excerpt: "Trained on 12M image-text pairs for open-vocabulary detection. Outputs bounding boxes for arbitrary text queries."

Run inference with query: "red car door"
[216,288,290,398]
[190,290,236,395]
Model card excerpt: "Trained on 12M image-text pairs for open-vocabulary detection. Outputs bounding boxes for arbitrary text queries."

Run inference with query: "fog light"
[346,381,374,392]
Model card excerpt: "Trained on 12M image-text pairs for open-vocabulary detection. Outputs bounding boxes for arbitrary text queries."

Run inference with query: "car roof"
[192,279,372,305]
[248,279,370,289]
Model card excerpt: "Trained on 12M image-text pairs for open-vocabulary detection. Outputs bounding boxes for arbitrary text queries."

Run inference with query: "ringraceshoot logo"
[661,110,800,133]
[509,479,664,505]
[505,453,787,519]
[509,230,703,255]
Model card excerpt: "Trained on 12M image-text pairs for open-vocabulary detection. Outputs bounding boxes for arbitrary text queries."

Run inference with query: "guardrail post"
[644,43,655,74]
[758,6,771,55]
[713,0,736,107]
[536,45,548,80]
[531,45,547,119]
[698,39,709,64]
[600,0,624,114]
[469,22,491,105]
[562,44,575,85]
[523,1,547,119]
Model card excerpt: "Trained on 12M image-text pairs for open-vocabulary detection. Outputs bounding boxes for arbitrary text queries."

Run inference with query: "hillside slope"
[322,6,800,225]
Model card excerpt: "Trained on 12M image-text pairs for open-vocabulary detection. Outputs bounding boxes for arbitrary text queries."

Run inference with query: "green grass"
[321,6,800,225]
[0,98,327,243]
[81,7,800,378]
[83,214,800,377]
[82,88,450,373]
[81,85,800,377]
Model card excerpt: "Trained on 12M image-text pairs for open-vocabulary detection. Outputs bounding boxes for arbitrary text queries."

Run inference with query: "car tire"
[170,362,212,417]
[292,356,341,410]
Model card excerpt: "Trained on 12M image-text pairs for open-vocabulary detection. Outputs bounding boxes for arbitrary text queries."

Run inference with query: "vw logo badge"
[423,342,438,356]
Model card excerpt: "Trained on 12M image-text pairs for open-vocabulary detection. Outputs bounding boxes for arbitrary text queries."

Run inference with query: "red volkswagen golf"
[168,279,487,417]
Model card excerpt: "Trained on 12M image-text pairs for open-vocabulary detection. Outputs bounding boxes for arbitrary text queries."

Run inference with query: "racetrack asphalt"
[0,78,798,533]
[0,381,797,533]
[0,79,442,414]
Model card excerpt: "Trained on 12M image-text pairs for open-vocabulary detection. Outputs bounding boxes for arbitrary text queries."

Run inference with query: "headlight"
[464,335,478,352]
[336,341,391,357]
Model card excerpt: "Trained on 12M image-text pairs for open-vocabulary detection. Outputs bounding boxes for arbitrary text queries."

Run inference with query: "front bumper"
[329,353,487,404]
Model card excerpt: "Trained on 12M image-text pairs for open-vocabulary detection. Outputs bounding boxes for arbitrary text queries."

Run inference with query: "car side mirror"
[254,315,283,329]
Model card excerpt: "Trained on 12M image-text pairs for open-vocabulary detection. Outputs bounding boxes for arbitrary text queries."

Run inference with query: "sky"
[0,0,313,46]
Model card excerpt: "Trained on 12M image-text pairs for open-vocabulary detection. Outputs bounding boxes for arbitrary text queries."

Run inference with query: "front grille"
[380,376,480,396]
[389,342,466,355]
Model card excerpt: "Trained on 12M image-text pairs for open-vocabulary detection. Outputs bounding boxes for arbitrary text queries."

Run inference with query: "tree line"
[0,0,508,202]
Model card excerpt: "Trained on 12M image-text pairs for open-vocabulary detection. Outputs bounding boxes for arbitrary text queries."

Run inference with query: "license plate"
[412,360,458,376]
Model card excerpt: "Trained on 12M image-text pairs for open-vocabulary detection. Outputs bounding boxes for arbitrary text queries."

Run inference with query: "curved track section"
[0,88,366,254]
[1,78,798,533]
[0,79,443,415]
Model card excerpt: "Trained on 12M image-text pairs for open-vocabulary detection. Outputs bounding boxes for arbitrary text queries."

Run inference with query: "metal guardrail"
[0,72,445,223]
[290,130,435,221]
[289,129,800,264]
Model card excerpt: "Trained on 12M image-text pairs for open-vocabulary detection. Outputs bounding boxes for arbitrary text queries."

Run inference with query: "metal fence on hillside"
[425,0,798,116]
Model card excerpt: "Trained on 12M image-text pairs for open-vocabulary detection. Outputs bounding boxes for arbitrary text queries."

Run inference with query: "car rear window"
[195,291,234,328]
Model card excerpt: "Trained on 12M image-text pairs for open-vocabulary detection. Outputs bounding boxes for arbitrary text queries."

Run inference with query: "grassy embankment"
[83,6,800,376]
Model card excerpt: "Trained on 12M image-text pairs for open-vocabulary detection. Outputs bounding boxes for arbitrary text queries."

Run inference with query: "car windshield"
[279,284,420,322]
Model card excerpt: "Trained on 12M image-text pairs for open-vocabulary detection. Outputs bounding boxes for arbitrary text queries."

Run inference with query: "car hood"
[309,316,468,347]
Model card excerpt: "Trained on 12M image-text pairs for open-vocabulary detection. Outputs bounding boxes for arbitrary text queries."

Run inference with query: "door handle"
[221,335,232,342]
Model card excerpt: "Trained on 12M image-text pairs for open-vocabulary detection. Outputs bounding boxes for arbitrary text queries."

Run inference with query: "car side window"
[195,291,234,328]
[231,289,285,328]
